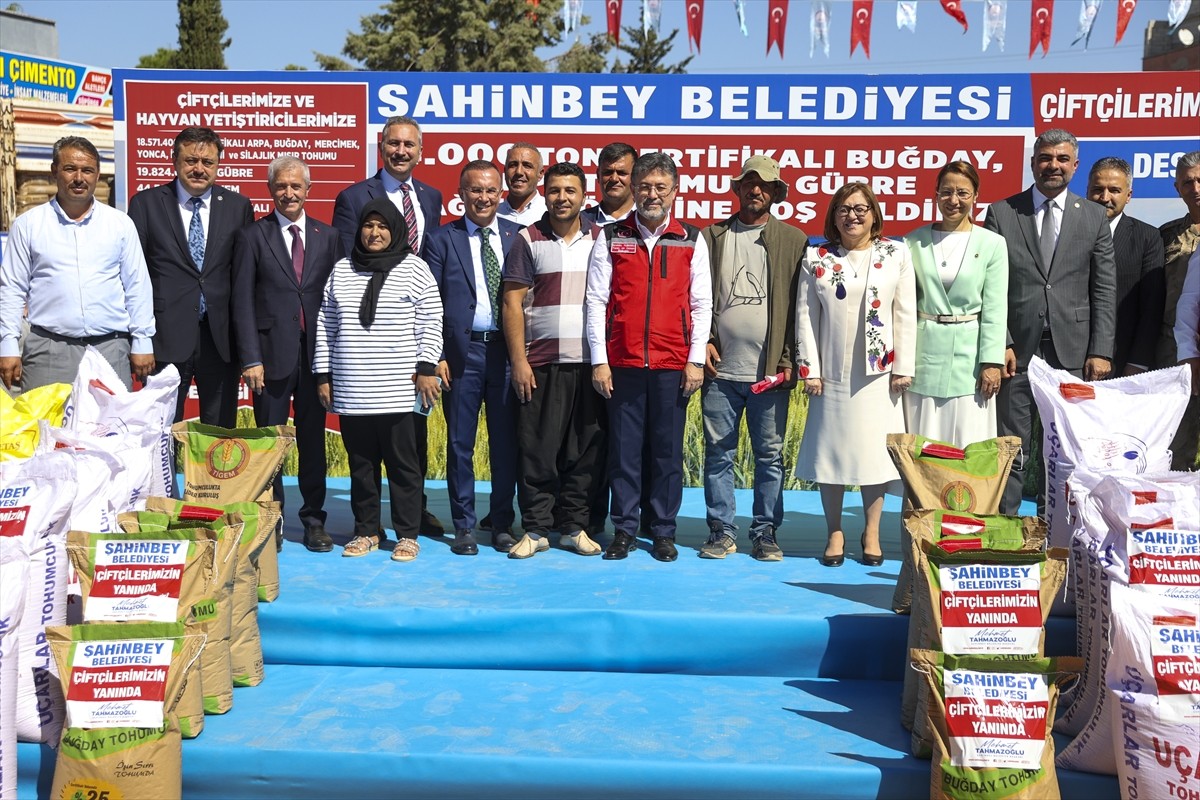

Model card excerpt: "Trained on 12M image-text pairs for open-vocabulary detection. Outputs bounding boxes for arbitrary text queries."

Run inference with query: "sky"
[10,0,1183,75]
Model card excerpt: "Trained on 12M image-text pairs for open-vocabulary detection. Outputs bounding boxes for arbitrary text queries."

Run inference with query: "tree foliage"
[319,0,568,73]
[137,0,230,69]
[554,31,613,73]
[612,25,692,74]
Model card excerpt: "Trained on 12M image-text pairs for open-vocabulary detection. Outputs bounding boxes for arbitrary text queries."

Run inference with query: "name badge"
[610,240,638,255]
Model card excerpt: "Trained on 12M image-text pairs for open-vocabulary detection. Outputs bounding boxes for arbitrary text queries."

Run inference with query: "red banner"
[687,0,705,52]
[851,0,874,58]
[767,0,789,56]
[1030,0,1054,58]
[606,0,623,44]
[940,0,968,32]
[1115,0,1138,43]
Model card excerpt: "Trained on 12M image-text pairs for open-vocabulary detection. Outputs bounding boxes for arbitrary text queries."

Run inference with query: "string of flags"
[594,0,1167,58]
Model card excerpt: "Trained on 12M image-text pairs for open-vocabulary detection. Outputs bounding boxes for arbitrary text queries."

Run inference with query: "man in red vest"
[584,152,713,562]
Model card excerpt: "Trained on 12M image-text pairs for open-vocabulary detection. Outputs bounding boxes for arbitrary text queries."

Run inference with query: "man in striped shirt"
[501,163,606,559]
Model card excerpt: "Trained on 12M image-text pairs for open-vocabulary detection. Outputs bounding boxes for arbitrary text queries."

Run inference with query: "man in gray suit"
[984,128,1117,515]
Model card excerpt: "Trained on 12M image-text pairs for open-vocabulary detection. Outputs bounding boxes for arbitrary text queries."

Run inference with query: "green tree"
[317,0,567,72]
[554,31,613,72]
[612,25,692,74]
[137,0,230,70]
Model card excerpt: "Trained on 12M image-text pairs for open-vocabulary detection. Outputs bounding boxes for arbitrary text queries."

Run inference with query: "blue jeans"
[701,378,789,536]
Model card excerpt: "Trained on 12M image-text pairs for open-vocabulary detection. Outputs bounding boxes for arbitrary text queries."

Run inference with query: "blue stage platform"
[17,481,1117,799]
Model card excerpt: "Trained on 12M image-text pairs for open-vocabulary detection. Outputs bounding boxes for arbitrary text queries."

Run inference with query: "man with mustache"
[1,136,154,393]
[585,152,712,562]
[985,128,1116,515]
[1085,157,1164,377]
[332,115,446,536]
[497,143,547,227]
[128,126,253,425]
[580,142,638,229]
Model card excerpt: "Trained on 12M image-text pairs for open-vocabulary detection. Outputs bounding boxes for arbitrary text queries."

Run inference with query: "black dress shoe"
[819,552,845,567]
[860,534,884,567]
[492,529,518,553]
[303,524,333,553]
[603,531,637,560]
[450,529,478,556]
[651,537,678,562]
[420,508,444,536]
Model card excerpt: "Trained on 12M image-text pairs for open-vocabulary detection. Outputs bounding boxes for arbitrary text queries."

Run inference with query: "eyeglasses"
[937,189,975,200]
[835,204,871,218]
[635,183,676,197]
[463,187,501,198]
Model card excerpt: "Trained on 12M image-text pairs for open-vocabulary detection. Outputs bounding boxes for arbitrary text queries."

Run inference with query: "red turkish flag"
[687,0,705,52]
[940,0,968,32]
[1115,0,1138,43]
[606,0,623,44]
[1030,0,1054,58]
[851,0,874,58]
[767,0,789,57]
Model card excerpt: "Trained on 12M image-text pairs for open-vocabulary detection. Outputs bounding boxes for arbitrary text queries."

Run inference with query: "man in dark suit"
[332,115,445,535]
[1086,157,1165,377]
[231,157,342,552]
[1159,151,1200,470]
[985,128,1117,515]
[423,160,521,556]
[129,127,254,425]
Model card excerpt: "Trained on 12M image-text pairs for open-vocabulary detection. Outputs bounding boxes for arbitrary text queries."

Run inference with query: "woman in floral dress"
[794,182,917,567]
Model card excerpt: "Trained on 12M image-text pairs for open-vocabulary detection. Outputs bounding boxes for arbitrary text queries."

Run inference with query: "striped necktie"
[399,183,421,254]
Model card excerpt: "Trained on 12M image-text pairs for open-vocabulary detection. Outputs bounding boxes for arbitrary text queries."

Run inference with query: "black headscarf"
[351,197,413,327]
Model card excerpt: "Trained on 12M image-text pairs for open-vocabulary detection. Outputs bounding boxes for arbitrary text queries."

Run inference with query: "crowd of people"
[1,122,1197,567]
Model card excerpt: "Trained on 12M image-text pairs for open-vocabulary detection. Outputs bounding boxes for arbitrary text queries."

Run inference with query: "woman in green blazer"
[903,161,1008,446]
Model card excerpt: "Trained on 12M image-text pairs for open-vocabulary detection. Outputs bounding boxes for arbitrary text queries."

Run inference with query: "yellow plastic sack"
[0,383,72,461]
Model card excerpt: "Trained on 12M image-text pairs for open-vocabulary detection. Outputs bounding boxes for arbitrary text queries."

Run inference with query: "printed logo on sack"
[205,438,250,480]
[941,482,977,512]
[0,506,29,536]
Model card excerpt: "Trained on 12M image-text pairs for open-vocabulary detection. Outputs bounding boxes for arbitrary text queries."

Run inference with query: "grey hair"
[1033,128,1079,156]
[632,152,678,186]
[267,156,310,185]
[1176,151,1200,176]
[382,115,422,145]
[1088,156,1132,183]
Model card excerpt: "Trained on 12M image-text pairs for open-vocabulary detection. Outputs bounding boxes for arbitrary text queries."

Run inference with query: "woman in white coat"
[794,182,916,567]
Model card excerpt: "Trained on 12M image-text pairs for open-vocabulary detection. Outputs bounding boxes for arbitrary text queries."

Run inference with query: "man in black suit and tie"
[333,115,445,535]
[129,127,254,426]
[1086,157,1165,377]
[423,160,521,556]
[231,157,342,552]
[984,128,1117,515]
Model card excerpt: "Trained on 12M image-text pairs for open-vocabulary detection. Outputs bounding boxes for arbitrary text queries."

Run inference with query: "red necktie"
[399,183,421,254]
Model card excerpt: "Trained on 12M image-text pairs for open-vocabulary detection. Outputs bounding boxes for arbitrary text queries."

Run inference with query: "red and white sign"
[1150,614,1200,723]
[86,539,188,622]
[940,563,1043,654]
[1127,529,1200,588]
[945,669,1049,769]
[66,639,172,728]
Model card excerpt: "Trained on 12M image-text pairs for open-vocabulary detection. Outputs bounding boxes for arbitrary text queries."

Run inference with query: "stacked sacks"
[0,383,71,462]
[1027,357,1190,616]
[46,621,204,800]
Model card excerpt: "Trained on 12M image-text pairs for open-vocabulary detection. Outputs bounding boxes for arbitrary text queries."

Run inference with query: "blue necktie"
[188,197,207,318]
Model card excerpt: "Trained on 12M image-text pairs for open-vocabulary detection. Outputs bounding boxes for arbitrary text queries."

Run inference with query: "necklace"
[931,229,970,282]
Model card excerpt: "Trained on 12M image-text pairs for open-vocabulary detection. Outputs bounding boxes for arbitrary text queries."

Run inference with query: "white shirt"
[584,214,712,367]
[379,171,426,247]
[1108,212,1124,236]
[464,217,502,331]
[175,181,212,255]
[274,211,307,249]
[497,193,546,227]
[1031,185,1060,245]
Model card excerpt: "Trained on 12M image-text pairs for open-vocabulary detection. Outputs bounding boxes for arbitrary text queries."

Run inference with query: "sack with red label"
[0,477,33,799]
[911,650,1083,800]
[886,433,1022,615]
[46,620,203,800]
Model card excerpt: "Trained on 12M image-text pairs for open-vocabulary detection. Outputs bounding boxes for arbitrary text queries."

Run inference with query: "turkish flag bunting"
[1030,0,1054,57]
[606,0,623,44]
[767,0,789,56]
[850,0,874,57]
[1115,0,1138,43]
[687,0,705,52]
[940,0,968,31]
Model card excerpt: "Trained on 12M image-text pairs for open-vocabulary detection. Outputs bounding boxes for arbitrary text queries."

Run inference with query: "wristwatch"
[689,362,704,368]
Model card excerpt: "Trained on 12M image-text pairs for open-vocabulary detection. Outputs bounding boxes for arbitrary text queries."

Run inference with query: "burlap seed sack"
[172,422,295,505]
[909,543,1068,759]
[911,650,1083,800]
[886,434,1021,615]
[255,489,281,603]
[46,620,203,800]
[899,509,1047,736]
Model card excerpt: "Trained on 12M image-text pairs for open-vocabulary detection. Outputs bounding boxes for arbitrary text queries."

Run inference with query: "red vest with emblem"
[604,217,700,370]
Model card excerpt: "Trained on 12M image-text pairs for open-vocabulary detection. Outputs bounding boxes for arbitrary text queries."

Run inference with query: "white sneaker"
[560,530,602,556]
[509,533,550,559]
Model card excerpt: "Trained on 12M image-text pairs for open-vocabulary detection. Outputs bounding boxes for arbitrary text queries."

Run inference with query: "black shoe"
[860,533,885,567]
[478,513,493,532]
[492,529,518,553]
[651,537,678,562]
[450,529,478,556]
[603,531,637,560]
[275,518,284,553]
[420,508,444,536]
[821,532,845,567]
[303,524,333,553]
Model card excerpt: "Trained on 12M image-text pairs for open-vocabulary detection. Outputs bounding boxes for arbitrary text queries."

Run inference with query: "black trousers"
[163,317,239,428]
[516,363,607,534]
[341,412,422,540]
[251,333,327,530]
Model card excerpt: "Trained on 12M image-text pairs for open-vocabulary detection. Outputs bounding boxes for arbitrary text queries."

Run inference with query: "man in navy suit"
[231,157,342,552]
[424,160,521,555]
[332,115,445,535]
[1085,157,1165,377]
[129,127,254,425]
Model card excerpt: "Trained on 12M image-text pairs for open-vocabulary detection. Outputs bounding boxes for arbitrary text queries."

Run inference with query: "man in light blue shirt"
[0,136,155,392]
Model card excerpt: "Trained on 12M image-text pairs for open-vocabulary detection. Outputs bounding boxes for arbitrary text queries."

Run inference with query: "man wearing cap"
[698,156,807,561]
